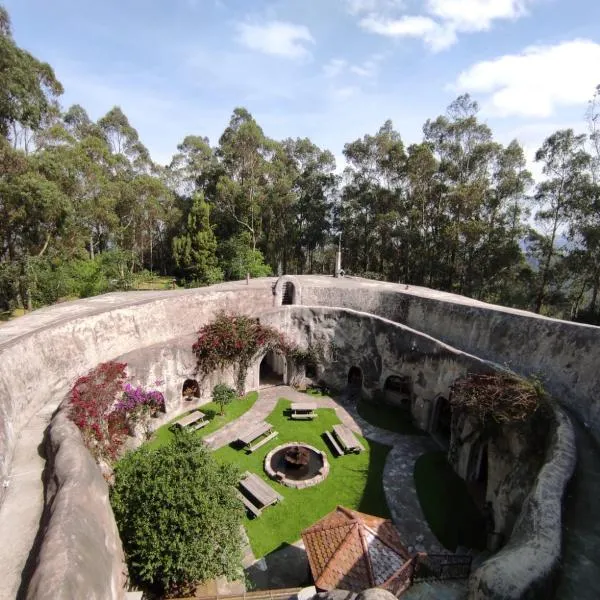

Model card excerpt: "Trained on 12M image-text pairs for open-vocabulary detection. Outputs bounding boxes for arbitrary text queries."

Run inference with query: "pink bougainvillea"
[69,362,165,463]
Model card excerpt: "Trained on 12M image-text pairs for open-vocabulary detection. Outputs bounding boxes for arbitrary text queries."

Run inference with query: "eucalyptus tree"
[533,129,591,313]
[215,108,271,251]
[341,120,406,277]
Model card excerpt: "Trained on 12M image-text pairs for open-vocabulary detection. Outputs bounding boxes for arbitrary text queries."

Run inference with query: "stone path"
[216,385,444,556]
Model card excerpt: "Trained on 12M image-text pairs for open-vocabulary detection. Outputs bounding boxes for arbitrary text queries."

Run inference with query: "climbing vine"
[192,312,324,392]
[69,361,165,463]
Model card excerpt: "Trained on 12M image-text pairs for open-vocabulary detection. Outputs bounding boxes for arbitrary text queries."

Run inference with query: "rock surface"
[25,401,127,600]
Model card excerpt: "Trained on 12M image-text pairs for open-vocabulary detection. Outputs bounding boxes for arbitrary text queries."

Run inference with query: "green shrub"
[212,383,237,415]
[111,432,244,595]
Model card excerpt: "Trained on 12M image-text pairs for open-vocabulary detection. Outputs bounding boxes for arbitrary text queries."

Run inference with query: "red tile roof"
[301,506,412,593]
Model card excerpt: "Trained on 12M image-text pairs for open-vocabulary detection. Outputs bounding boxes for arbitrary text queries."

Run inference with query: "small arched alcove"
[384,375,412,409]
[182,379,199,399]
[260,350,285,387]
[282,281,295,305]
[305,363,317,380]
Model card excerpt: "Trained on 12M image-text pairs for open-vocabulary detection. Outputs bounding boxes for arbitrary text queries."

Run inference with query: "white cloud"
[235,21,314,59]
[359,15,456,51]
[356,0,536,50]
[344,0,405,15]
[426,0,530,32]
[453,39,600,118]
[323,58,348,78]
[323,54,384,78]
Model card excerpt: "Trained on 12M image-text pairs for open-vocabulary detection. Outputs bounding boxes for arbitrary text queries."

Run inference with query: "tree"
[111,432,244,595]
[533,129,591,313]
[172,192,222,284]
[212,383,236,415]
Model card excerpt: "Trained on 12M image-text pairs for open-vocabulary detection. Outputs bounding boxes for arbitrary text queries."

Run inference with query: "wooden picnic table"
[174,410,207,429]
[333,424,363,453]
[291,402,317,412]
[239,472,282,508]
[238,421,272,446]
[290,402,317,420]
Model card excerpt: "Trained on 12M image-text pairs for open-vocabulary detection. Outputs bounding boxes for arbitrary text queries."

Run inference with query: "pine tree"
[172,193,222,284]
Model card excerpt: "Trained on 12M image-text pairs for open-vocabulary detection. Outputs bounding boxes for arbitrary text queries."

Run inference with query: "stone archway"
[260,350,285,387]
[282,281,295,305]
[348,366,363,387]
[430,395,452,443]
[384,375,412,409]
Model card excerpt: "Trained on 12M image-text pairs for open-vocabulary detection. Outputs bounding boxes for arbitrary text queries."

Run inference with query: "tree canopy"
[2,4,600,323]
[110,431,244,595]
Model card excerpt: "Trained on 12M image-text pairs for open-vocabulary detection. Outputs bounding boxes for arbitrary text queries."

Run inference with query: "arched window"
[282,281,295,305]
[384,375,412,409]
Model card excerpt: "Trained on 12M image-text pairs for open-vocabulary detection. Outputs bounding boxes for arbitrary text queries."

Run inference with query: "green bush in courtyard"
[111,431,244,596]
[212,383,237,416]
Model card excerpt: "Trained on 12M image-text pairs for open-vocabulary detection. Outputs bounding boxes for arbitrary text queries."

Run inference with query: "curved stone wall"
[25,401,127,600]
[299,276,600,443]
[468,407,576,599]
[0,275,594,599]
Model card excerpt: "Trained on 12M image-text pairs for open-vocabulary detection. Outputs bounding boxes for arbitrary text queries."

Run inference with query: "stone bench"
[323,431,344,457]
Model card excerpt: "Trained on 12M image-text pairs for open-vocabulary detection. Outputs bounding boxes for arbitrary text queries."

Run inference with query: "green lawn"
[213,398,391,558]
[145,392,258,450]
[414,451,487,552]
[357,398,425,435]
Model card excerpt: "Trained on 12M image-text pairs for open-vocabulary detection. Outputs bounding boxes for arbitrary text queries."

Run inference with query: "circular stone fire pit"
[265,442,329,488]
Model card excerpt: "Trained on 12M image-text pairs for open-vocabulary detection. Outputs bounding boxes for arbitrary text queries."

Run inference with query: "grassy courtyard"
[414,451,487,552]
[213,398,391,558]
[357,398,425,435]
[145,391,258,450]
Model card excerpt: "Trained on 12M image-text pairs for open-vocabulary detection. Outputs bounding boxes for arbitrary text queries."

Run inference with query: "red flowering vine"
[192,312,293,392]
[69,361,165,463]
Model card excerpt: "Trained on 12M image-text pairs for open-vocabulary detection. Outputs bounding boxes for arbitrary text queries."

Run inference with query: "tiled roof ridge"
[361,523,410,559]
[316,522,374,590]
[357,521,376,588]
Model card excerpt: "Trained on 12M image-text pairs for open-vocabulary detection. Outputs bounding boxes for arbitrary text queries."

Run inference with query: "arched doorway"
[182,379,199,399]
[282,281,295,305]
[384,375,411,409]
[260,350,285,387]
[431,396,452,443]
[348,366,363,387]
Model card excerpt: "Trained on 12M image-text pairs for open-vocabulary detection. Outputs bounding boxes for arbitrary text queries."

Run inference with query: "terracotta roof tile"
[301,506,411,593]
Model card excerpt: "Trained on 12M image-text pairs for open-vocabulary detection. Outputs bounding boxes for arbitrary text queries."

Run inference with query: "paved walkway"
[214,385,444,556]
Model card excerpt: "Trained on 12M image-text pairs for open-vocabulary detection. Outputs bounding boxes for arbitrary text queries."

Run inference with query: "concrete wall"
[0,283,274,501]
[25,402,127,600]
[468,407,576,600]
[300,278,600,442]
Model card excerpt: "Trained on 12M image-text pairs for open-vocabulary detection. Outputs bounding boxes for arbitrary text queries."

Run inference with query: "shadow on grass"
[245,542,311,590]
[357,439,392,518]
[357,399,426,436]
[414,451,486,552]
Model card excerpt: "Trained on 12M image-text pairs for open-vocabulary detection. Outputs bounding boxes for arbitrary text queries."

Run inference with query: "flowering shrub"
[69,362,166,463]
[193,312,292,392]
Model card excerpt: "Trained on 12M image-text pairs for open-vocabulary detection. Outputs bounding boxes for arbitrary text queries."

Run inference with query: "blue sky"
[5,0,600,176]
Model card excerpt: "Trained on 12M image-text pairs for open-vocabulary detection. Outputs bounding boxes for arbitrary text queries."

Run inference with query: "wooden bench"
[290,402,317,420]
[172,410,208,431]
[236,490,262,518]
[323,431,344,456]
[333,424,364,454]
[247,430,278,452]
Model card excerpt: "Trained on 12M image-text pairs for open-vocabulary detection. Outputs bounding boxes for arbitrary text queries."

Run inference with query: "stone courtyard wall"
[0,276,593,599]
[300,278,600,443]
